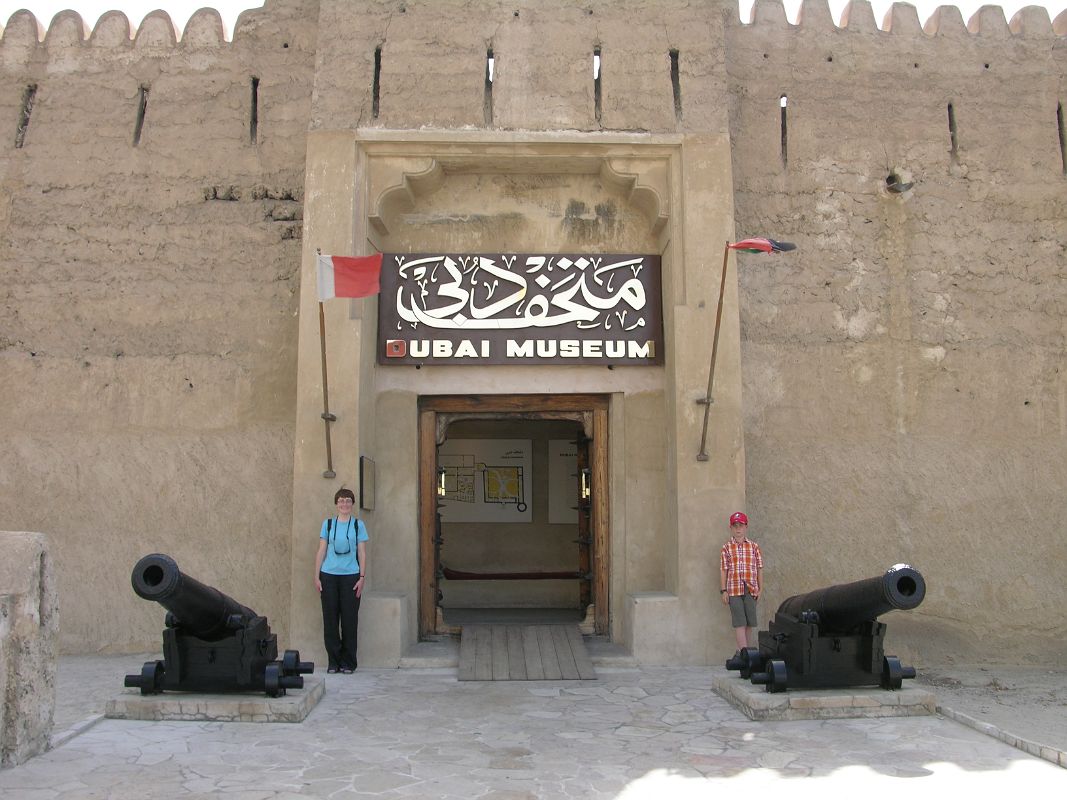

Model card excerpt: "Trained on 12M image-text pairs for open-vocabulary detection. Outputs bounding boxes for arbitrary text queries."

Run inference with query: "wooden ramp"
[458,624,596,681]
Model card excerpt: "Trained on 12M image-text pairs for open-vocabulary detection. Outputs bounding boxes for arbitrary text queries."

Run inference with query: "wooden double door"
[418,394,610,637]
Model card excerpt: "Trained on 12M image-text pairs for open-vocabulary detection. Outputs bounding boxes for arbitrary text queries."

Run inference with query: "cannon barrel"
[131,553,258,642]
[776,564,925,633]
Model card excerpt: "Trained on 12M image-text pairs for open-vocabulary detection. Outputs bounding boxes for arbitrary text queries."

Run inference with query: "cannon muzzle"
[131,553,259,642]
[776,564,925,633]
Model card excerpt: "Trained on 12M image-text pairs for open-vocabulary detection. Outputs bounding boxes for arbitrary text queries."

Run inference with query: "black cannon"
[123,554,313,697]
[726,564,925,693]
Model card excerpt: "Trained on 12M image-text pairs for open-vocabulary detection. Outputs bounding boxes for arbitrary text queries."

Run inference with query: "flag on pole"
[727,238,796,254]
[316,253,383,301]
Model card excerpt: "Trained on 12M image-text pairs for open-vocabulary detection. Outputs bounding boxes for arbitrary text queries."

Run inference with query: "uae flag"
[316,253,383,301]
[727,238,796,254]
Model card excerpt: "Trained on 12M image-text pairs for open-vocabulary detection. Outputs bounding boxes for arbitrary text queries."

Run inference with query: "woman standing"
[315,487,369,673]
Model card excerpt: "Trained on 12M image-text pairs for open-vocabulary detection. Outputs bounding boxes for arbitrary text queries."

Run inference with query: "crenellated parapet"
[727,0,1067,171]
[6,1,1067,58]
[0,1,300,51]
[737,0,1064,38]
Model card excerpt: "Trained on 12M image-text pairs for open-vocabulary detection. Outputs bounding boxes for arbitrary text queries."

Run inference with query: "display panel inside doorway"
[438,439,532,523]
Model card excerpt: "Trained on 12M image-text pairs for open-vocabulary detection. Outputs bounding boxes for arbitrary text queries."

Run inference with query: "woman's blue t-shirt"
[320,517,369,576]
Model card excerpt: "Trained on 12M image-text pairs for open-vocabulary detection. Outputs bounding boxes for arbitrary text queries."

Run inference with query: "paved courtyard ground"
[1,654,1063,798]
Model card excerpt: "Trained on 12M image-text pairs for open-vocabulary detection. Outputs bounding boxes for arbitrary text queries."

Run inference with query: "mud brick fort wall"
[0,1,317,652]
[1,0,1064,663]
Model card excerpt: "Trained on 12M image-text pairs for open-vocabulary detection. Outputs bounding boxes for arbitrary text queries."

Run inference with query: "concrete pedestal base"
[712,669,936,721]
[104,676,324,723]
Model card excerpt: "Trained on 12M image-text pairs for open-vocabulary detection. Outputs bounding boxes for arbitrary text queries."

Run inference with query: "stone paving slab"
[712,669,936,721]
[916,664,1067,770]
[104,675,325,723]
[4,664,1064,797]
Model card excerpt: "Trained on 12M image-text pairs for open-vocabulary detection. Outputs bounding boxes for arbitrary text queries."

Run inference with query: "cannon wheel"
[264,662,285,698]
[881,656,904,690]
[138,660,164,695]
[739,647,762,679]
[765,659,788,693]
[281,650,300,674]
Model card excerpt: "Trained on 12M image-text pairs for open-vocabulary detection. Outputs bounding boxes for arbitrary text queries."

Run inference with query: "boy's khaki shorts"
[728,593,757,628]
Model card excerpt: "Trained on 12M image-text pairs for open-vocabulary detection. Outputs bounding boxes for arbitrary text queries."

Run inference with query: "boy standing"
[720,511,763,653]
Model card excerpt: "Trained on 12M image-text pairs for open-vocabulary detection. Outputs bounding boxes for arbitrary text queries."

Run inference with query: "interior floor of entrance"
[441,607,584,625]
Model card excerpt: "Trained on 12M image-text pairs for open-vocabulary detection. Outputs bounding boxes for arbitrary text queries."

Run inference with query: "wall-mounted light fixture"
[437,467,447,497]
[580,468,592,500]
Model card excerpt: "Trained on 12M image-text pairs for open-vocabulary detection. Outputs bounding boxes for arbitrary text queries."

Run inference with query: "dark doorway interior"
[418,394,609,638]
[436,418,587,628]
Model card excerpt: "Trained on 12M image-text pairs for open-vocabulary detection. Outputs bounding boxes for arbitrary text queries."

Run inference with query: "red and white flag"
[727,238,796,254]
[316,253,383,301]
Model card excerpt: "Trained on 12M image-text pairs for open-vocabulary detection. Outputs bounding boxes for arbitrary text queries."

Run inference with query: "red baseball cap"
[729,512,748,526]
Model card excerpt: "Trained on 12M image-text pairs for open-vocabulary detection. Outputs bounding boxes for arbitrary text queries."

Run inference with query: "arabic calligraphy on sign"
[377,253,664,366]
[393,254,650,330]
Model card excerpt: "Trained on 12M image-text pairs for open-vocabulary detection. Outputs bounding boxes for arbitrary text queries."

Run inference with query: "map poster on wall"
[548,440,578,524]
[437,439,532,523]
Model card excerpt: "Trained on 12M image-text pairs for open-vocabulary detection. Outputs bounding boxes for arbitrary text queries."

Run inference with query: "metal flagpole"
[317,250,337,479]
[696,241,731,461]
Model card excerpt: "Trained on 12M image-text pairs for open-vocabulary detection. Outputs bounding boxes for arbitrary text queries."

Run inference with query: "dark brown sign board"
[377,253,663,366]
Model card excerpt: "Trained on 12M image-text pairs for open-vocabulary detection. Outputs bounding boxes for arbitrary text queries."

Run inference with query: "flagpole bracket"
[322,469,337,479]
[696,397,714,406]
[696,453,710,462]
[321,412,337,422]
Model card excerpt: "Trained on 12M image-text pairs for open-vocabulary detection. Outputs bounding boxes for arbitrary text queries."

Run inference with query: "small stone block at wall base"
[0,531,59,768]
[711,669,936,721]
[105,675,325,723]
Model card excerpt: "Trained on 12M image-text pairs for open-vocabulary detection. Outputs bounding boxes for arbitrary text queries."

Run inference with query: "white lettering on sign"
[379,253,663,366]
[507,340,534,358]
[390,338,656,361]
[393,255,648,331]
[407,340,491,358]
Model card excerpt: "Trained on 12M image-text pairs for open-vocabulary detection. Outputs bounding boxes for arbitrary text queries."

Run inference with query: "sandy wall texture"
[0,1,318,652]
[2,0,1065,664]
[727,2,1067,662]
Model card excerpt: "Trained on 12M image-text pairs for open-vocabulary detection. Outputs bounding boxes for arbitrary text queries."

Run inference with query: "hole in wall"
[947,102,959,162]
[780,94,788,168]
[484,48,494,126]
[15,83,37,149]
[133,85,149,146]
[372,45,382,119]
[669,49,682,121]
[250,76,259,144]
[593,46,602,124]
[1057,102,1066,176]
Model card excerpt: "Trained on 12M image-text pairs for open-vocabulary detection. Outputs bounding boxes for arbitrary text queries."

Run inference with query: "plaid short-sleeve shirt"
[720,538,763,596]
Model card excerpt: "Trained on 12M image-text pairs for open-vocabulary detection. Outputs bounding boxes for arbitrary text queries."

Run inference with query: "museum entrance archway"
[418,395,609,638]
